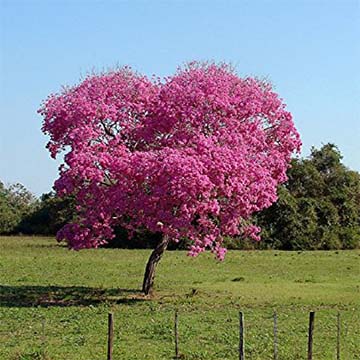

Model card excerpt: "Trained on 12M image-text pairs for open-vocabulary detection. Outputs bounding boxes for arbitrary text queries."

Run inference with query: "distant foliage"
[0,185,75,236]
[0,182,37,234]
[254,144,360,250]
[16,192,76,235]
[39,62,300,258]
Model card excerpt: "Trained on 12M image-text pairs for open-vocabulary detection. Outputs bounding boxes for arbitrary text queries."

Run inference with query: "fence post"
[336,312,340,360]
[174,310,179,359]
[273,312,278,360]
[41,317,46,357]
[239,311,245,360]
[307,311,315,360]
[107,312,114,360]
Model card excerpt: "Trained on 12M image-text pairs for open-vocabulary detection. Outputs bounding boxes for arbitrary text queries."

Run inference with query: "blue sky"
[1,0,359,196]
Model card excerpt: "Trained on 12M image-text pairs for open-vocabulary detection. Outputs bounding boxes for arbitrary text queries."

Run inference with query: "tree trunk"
[142,234,170,295]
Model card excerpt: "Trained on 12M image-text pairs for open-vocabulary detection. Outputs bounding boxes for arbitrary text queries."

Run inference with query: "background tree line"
[1,143,359,250]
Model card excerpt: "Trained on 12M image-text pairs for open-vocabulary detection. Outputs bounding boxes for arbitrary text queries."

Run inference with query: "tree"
[39,62,301,294]
[0,181,37,234]
[0,182,20,234]
[256,144,360,250]
[16,192,76,235]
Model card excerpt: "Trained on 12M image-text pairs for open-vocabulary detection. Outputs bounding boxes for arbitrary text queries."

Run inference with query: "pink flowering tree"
[39,62,301,295]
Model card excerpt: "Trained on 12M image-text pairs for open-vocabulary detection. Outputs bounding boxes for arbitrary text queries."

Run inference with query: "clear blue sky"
[1,0,359,196]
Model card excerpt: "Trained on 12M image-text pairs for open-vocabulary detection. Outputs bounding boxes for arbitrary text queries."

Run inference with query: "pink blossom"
[39,62,301,259]
[243,225,262,242]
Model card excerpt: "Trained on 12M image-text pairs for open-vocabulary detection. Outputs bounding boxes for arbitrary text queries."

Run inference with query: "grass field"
[0,236,359,359]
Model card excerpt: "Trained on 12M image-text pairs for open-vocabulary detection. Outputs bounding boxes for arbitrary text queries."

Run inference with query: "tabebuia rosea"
[39,62,301,294]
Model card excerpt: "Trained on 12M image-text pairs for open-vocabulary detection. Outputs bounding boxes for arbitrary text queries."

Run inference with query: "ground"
[0,236,359,359]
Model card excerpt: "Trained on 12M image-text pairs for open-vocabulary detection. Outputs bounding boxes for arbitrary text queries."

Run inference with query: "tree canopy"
[0,182,36,234]
[39,62,301,260]
[255,144,360,250]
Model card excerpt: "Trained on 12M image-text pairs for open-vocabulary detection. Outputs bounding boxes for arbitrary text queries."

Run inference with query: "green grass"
[0,236,359,359]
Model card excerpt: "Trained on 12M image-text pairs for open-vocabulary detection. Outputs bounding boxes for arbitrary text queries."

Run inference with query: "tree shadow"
[0,285,144,307]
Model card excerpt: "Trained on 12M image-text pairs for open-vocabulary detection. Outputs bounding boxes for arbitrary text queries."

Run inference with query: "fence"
[12,309,357,359]
[104,310,342,360]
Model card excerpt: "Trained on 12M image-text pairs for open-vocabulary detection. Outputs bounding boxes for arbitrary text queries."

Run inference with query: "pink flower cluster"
[39,62,301,260]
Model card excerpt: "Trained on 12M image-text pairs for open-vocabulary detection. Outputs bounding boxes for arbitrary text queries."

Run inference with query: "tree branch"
[100,120,115,138]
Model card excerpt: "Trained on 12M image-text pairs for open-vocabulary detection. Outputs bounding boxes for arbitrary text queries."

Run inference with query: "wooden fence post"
[41,317,46,357]
[336,312,341,360]
[239,311,245,360]
[307,312,315,360]
[107,312,114,360]
[174,310,179,359]
[273,312,278,360]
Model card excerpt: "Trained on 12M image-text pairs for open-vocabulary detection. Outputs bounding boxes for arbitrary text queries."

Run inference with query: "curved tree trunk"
[142,234,170,295]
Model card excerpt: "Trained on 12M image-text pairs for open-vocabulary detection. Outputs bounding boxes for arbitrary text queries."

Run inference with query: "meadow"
[0,236,359,359]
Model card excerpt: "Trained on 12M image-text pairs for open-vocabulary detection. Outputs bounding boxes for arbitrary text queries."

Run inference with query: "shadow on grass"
[0,285,144,307]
